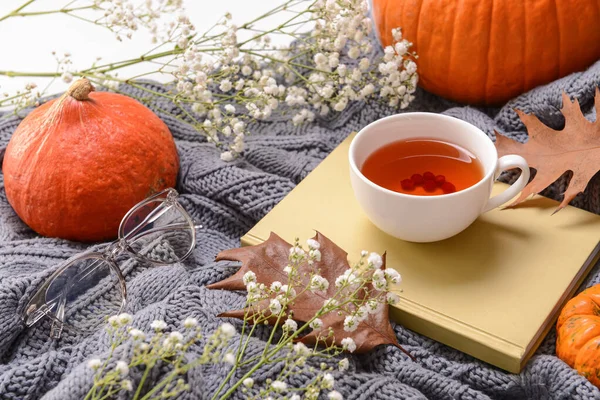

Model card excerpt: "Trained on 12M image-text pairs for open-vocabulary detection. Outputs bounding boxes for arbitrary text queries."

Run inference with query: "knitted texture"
[0,59,599,400]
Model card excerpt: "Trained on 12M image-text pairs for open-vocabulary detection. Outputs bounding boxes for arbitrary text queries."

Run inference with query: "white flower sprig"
[0,0,418,161]
[83,236,405,400]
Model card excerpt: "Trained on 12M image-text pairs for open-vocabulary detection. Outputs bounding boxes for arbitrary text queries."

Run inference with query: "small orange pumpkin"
[557,285,600,388]
[2,79,179,242]
[371,0,600,105]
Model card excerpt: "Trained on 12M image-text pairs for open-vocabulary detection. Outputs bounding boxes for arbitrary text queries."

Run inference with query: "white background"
[0,0,283,96]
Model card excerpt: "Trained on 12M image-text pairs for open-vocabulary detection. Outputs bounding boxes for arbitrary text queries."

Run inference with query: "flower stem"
[210,320,259,400]
[217,360,264,400]
[5,5,96,18]
[133,362,154,400]
[0,0,36,22]
[0,70,60,78]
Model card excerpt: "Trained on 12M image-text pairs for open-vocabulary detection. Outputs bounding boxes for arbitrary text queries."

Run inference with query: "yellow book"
[241,133,600,373]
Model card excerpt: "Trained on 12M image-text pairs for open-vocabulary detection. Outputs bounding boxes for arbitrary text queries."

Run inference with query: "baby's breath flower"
[243,271,256,285]
[290,395,301,400]
[328,390,343,400]
[372,269,385,283]
[168,331,184,343]
[243,378,254,388]
[108,315,120,327]
[309,249,322,262]
[355,306,368,322]
[343,315,358,332]
[338,358,349,371]
[220,322,236,339]
[293,342,311,356]
[367,253,383,269]
[323,298,339,311]
[348,46,360,59]
[310,318,323,330]
[373,279,387,291]
[241,65,252,76]
[306,239,320,250]
[118,313,133,325]
[270,281,283,292]
[280,285,296,298]
[384,268,402,284]
[115,361,129,376]
[341,337,357,353]
[87,359,102,370]
[271,380,287,391]
[386,292,400,305]
[335,270,358,288]
[289,246,306,257]
[269,298,282,314]
[366,298,381,314]
[220,151,234,162]
[223,353,235,365]
[283,318,298,332]
[184,317,198,329]
[151,320,167,331]
[129,329,146,340]
[121,379,133,391]
[310,275,329,292]
[321,373,334,389]
[219,79,232,92]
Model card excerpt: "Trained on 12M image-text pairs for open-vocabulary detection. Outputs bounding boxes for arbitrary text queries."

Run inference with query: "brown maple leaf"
[495,89,600,212]
[207,232,413,358]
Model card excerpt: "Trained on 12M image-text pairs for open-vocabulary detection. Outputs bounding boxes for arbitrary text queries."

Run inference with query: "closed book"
[241,133,600,373]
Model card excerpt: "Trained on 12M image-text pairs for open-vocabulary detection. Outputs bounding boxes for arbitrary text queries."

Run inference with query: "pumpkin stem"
[67,78,95,101]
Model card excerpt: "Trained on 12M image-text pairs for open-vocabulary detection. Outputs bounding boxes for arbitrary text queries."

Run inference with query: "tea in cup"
[348,113,530,242]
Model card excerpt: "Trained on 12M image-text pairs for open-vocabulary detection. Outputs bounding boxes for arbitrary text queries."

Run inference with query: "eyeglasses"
[23,188,201,339]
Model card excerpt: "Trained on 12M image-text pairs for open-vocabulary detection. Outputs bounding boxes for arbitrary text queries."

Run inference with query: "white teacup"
[349,112,530,243]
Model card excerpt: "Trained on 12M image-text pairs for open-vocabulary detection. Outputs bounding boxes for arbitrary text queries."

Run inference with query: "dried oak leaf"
[495,89,600,212]
[207,231,412,357]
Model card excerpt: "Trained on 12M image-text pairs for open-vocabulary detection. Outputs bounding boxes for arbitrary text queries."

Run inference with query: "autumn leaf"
[495,89,600,212]
[207,232,412,357]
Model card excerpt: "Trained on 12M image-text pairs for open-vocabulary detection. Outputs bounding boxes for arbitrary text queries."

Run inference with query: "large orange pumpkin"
[371,0,600,105]
[2,79,179,242]
[557,284,600,388]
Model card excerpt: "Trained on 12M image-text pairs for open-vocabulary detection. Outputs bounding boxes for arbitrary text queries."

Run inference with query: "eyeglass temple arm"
[46,260,98,339]
[49,290,67,339]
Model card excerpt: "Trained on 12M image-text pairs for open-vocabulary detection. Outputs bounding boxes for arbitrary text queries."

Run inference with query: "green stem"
[210,319,259,400]
[96,387,120,400]
[83,49,180,74]
[7,5,96,18]
[0,0,36,22]
[0,71,60,78]
[133,362,154,400]
[217,360,264,400]
[138,371,178,400]
[237,6,311,47]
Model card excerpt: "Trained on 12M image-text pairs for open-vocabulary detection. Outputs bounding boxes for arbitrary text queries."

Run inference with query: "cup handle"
[482,155,530,213]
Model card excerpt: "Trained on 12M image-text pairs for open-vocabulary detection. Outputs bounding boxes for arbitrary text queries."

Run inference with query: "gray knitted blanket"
[0,58,600,400]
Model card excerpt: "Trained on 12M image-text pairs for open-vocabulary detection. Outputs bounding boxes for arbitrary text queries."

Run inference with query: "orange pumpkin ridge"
[556,285,600,388]
[371,0,600,105]
[2,79,179,242]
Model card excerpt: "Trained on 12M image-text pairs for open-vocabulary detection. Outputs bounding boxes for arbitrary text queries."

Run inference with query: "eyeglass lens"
[121,199,195,263]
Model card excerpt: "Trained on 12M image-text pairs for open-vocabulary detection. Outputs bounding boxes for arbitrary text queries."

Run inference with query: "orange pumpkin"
[371,0,600,105]
[557,285,600,388]
[2,79,179,242]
